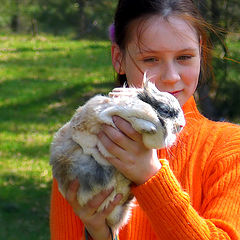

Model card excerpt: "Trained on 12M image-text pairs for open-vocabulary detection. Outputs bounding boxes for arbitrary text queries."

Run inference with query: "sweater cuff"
[131,159,189,211]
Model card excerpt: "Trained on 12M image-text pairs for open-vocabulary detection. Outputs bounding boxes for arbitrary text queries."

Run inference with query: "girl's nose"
[160,63,181,84]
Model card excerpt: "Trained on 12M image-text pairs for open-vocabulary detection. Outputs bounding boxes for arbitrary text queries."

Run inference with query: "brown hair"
[112,0,213,86]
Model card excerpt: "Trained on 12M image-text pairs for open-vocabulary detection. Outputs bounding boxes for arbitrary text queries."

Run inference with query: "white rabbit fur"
[50,74,185,233]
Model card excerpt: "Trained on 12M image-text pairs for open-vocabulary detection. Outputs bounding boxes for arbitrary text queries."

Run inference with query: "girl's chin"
[174,95,188,107]
[167,91,184,105]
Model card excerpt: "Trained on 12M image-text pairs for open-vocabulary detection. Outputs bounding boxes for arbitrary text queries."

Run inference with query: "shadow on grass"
[0,47,62,53]
[9,141,51,160]
[0,40,108,54]
[0,173,51,240]
[0,39,115,239]
[0,80,115,131]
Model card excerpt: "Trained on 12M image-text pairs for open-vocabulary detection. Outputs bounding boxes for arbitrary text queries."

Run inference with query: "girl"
[50,0,240,239]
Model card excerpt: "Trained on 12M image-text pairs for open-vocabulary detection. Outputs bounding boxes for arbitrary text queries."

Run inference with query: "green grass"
[0,33,239,239]
[0,35,115,240]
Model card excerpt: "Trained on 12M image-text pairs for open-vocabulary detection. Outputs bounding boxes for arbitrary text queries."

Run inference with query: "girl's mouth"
[168,90,183,97]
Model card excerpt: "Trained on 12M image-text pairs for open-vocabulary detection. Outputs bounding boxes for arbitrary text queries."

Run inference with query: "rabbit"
[50,73,185,233]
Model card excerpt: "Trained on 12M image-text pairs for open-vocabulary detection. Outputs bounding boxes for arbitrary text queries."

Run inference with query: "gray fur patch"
[71,154,115,192]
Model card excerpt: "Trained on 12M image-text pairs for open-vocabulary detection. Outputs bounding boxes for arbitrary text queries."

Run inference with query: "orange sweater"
[50,96,240,240]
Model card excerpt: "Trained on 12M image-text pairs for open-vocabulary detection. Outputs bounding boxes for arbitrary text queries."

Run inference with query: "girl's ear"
[111,43,125,74]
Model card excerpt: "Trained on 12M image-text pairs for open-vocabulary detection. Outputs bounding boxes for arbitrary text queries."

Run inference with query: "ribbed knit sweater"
[50,96,240,240]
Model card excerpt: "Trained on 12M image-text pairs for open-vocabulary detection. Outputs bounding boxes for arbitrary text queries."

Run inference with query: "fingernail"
[69,180,79,191]
[114,194,122,202]
[97,131,102,138]
[108,187,114,193]
[112,116,118,123]
[104,187,114,196]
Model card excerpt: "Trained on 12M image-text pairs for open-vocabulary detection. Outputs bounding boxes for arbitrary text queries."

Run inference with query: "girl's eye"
[177,55,193,61]
[143,57,158,63]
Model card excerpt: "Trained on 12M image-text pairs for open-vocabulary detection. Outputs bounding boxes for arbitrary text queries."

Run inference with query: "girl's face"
[112,16,201,106]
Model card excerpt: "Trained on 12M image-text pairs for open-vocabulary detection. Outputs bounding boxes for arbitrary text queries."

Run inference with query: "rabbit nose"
[173,124,184,134]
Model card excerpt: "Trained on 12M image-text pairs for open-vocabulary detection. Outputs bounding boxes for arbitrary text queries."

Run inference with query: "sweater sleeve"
[50,178,85,240]
[131,157,240,240]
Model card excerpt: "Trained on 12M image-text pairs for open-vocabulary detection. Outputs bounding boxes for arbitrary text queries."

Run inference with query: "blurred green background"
[0,0,239,239]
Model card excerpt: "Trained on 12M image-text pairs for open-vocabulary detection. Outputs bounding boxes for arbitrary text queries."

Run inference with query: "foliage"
[212,34,240,120]
[195,0,240,31]
[193,0,240,120]
[0,0,118,38]
[0,35,114,239]
[0,0,238,38]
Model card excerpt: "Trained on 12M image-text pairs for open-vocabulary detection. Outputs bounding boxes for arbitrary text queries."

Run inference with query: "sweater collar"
[157,96,204,159]
[182,95,204,124]
[179,95,206,139]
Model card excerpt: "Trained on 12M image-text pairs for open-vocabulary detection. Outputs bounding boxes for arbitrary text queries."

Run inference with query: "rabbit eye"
[157,103,179,118]
[158,104,170,115]
[138,90,179,119]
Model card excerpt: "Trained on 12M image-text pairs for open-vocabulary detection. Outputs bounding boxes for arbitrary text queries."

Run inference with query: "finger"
[111,87,140,92]
[66,179,79,201]
[100,124,143,160]
[110,87,124,92]
[86,188,114,216]
[105,156,128,176]
[109,91,135,98]
[99,125,127,150]
[110,87,137,93]
[66,180,81,211]
[109,88,140,97]
[101,194,123,217]
[112,116,142,142]
[98,127,132,159]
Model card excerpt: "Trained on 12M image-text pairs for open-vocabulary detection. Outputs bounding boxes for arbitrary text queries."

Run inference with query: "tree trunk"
[76,0,86,38]
[10,0,20,32]
[31,18,38,36]
[10,14,19,32]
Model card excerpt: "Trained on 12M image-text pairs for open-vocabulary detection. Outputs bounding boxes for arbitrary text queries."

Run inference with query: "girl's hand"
[66,180,122,240]
[98,116,161,185]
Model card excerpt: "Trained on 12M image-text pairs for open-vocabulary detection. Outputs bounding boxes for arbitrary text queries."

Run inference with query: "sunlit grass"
[0,34,114,240]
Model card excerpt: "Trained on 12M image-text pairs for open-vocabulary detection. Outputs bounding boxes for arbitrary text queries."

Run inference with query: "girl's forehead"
[127,15,199,52]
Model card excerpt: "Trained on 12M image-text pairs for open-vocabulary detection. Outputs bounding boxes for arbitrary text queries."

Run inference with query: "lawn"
[0,35,115,240]
[0,34,239,240]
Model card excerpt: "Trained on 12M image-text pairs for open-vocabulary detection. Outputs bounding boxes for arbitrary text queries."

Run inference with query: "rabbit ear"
[142,71,156,90]
[142,71,149,89]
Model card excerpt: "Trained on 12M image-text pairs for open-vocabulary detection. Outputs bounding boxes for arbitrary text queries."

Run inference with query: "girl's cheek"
[183,66,200,85]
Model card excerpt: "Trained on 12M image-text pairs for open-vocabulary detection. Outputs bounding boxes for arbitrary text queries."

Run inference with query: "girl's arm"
[50,179,122,240]
[50,178,84,240]
[132,157,240,239]
[100,117,240,239]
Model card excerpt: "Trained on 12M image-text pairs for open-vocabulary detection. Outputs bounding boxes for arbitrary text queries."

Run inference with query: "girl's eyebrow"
[177,48,199,53]
[136,47,198,55]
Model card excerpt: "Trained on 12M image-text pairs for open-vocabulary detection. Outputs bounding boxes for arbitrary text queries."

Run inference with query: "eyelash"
[177,55,193,61]
[143,57,158,63]
[142,55,194,64]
